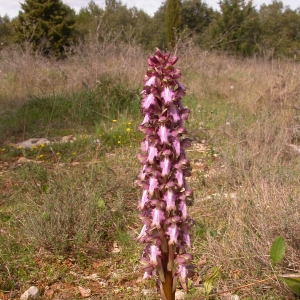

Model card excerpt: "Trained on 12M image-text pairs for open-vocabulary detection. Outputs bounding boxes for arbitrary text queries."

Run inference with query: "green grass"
[0,75,140,144]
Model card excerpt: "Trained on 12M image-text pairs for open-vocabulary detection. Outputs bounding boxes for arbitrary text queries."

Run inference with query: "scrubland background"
[0,40,299,299]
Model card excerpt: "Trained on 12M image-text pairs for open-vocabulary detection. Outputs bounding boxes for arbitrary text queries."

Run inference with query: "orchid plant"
[136,48,194,300]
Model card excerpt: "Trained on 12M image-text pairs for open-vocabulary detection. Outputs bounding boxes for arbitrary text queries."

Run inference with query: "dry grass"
[0,42,300,298]
[0,41,146,111]
[179,47,300,298]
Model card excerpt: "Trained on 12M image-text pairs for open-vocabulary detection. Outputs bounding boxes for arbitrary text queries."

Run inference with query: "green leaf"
[270,236,286,265]
[283,277,300,296]
[203,265,221,295]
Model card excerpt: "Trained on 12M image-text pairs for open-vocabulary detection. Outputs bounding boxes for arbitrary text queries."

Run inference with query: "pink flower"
[151,208,164,229]
[175,169,184,187]
[149,177,158,196]
[137,224,148,242]
[160,157,171,177]
[172,137,181,156]
[149,244,161,266]
[164,189,176,211]
[158,124,170,144]
[145,76,156,86]
[166,223,179,245]
[161,87,175,105]
[169,103,181,122]
[142,93,156,109]
[139,190,149,210]
[148,145,158,164]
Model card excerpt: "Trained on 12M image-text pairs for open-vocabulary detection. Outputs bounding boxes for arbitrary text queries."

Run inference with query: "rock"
[221,294,240,300]
[78,286,91,298]
[287,143,300,154]
[175,290,185,300]
[142,289,154,296]
[17,157,31,164]
[20,286,39,300]
[14,138,50,149]
[111,242,121,253]
[10,135,77,150]
[60,135,76,143]
[17,157,41,164]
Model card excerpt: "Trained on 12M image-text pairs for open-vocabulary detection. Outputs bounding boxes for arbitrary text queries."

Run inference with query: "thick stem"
[161,251,175,300]
[161,270,175,300]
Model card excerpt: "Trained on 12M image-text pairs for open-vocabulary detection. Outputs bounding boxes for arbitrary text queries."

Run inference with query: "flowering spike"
[137,49,194,299]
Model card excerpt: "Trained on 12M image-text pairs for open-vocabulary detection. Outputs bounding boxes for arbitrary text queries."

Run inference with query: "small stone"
[14,138,50,149]
[111,242,121,253]
[60,135,76,143]
[221,294,240,300]
[175,290,185,300]
[142,289,154,296]
[17,157,31,164]
[20,286,39,300]
[78,286,91,298]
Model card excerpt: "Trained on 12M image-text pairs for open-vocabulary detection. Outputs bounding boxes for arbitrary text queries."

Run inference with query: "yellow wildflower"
[112,120,117,123]
[126,128,131,132]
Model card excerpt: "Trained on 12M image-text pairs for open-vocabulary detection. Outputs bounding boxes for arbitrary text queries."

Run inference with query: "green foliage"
[75,1,104,38]
[209,0,260,55]
[0,76,140,143]
[269,237,300,296]
[203,265,221,295]
[269,236,285,265]
[283,277,300,296]
[1,0,300,58]
[0,14,14,49]
[180,0,213,36]
[165,0,181,49]
[16,0,76,56]
[258,0,300,58]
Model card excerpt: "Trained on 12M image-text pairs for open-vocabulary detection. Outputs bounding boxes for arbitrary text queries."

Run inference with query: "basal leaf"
[283,277,300,296]
[270,236,285,265]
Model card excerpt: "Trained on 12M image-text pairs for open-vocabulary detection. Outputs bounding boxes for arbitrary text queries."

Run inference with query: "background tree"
[75,0,104,38]
[165,0,181,49]
[209,0,260,56]
[180,0,214,46]
[0,14,14,49]
[17,0,76,57]
[180,0,213,33]
[258,0,300,58]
